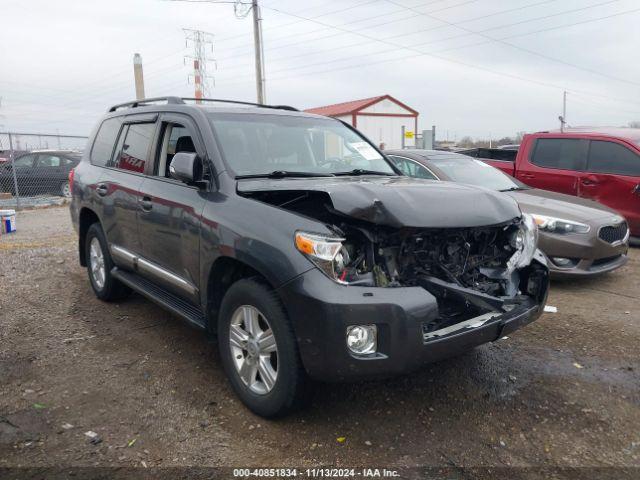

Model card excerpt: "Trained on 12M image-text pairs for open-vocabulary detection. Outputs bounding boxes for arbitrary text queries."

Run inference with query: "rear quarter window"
[531,138,586,171]
[587,140,640,176]
[112,123,156,173]
[90,117,123,167]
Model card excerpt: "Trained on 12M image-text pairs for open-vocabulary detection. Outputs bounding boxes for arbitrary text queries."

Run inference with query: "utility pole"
[184,29,216,103]
[252,0,266,104]
[133,53,146,100]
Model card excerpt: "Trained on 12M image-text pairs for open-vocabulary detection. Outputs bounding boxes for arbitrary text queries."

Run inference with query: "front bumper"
[277,262,548,382]
[538,230,629,276]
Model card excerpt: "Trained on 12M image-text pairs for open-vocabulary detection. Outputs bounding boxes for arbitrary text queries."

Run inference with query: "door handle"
[581,178,598,186]
[96,183,108,196]
[519,173,534,179]
[139,196,153,211]
[633,184,640,195]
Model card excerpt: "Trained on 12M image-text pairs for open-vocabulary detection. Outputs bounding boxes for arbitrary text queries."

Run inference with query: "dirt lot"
[1,206,639,477]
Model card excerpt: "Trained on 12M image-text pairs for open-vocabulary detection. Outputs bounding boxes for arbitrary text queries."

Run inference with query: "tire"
[60,181,71,198]
[85,223,130,301]
[218,278,309,418]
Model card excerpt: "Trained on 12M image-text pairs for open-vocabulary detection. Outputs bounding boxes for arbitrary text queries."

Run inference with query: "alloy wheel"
[229,305,278,395]
[89,237,106,289]
[62,181,71,198]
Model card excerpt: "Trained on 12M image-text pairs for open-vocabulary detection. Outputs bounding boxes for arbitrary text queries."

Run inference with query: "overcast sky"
[1,0,639,141]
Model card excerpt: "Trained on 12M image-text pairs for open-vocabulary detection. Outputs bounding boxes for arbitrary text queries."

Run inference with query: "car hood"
[506,188,622,224]
[237,176,521,228]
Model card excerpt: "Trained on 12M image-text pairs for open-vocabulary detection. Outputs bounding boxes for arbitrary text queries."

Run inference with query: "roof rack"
[181,98,299,112]
[108,97,298,113]
[108,97,184,112]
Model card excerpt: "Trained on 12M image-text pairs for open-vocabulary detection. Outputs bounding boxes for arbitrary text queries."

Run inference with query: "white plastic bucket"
[0,209,16,234]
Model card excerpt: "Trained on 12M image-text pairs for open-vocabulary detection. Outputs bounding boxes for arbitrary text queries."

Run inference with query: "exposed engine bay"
[332,224,519,292]
[242,187,548,336]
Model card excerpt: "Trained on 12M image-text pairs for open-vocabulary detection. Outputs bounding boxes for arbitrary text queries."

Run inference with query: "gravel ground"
[1,207,639,478]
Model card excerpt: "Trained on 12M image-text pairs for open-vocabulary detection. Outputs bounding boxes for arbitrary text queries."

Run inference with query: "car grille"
[598,222,628,244]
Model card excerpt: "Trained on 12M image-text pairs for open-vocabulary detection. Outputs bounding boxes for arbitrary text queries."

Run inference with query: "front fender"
[198,192,330,306]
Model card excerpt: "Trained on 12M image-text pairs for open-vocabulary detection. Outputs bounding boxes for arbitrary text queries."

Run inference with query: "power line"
[384,0,640,87]
[214,3,640,108]
[215,0,482,63]
[215,0,629,76]
[215,0,564,74]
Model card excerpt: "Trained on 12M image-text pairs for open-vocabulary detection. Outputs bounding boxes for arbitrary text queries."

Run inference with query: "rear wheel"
[85,223,130,301]
[60,181,71,198]
[218,279,308,417]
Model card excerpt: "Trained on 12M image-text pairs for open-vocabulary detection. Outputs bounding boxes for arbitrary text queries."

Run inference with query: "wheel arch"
[78,207,101,267]
[206,256,276,333]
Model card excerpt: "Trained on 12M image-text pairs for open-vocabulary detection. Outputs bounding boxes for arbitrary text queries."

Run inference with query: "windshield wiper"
[499,186,524,192]
[333,168,393,176]
[236,170,335,179]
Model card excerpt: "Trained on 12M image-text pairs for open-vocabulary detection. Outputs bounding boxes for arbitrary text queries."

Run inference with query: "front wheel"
[218,279,309,417]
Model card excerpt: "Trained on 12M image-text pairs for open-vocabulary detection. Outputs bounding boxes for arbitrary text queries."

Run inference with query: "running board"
[111,267,206,330]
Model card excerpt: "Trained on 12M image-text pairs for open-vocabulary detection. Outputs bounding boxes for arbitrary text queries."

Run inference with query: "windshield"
[207,113,396,177]
[429,155,527,191]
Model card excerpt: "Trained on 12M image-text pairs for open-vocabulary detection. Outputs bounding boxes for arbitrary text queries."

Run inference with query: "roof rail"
[108,96,185,112]
[108,97,299,113]
[180,98,299,112]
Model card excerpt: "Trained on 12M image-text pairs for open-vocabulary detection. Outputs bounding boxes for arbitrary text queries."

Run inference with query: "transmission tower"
[183,29,216,102]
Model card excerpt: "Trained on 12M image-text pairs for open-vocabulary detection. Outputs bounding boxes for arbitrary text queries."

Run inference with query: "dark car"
[70,97,548,417]
[386,149,629,276]
[0,150,81,197]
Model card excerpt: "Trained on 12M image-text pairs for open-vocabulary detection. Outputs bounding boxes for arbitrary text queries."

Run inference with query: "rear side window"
[388,156,436,179]
[13,154,36,167]
[113,123,156,173]
[91,117,122,167]
[36,155,62,167]
[531,138,585,171]
[588,140,640,176]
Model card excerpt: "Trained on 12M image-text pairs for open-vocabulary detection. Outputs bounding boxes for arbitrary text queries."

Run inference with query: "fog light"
[552,257,575,267]
[346,325,377,355]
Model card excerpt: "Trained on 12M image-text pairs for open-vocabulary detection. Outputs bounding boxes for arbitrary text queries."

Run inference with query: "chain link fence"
[0,132,88,209]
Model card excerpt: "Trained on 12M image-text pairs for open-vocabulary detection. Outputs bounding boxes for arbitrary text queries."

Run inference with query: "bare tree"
[458,136,475,148]
[628,121,640,128]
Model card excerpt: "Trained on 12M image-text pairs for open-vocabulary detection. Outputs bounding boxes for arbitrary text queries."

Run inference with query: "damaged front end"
[294,215,547,339]
[240,179,548,343]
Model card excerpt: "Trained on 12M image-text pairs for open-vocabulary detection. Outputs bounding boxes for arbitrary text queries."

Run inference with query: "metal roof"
[304,94,418,117]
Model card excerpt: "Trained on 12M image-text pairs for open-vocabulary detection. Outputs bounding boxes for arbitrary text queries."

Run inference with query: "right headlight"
[507,213,538,272]
[294,231,349,283]
[530,214,590,234]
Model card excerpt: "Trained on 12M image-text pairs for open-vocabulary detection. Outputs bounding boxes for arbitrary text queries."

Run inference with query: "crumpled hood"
[237,176,521,228]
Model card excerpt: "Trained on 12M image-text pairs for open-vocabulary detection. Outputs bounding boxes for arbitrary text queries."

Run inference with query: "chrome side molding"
[110,245,198,296]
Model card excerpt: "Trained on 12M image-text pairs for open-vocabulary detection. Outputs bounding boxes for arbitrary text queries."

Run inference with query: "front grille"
[599,222,628,244]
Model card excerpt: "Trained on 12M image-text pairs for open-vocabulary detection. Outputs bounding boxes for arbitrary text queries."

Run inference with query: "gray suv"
[70,97,549,417]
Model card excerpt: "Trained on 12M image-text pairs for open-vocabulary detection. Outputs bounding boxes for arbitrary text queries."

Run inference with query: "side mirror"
[169,152,202,185]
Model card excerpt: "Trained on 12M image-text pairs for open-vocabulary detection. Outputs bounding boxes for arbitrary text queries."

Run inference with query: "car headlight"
[507,213,538,272]
[295,231,349,282]
[530,214,590,234]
